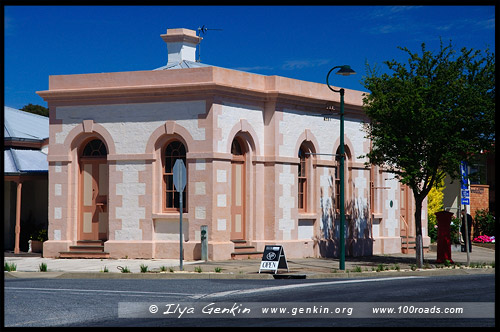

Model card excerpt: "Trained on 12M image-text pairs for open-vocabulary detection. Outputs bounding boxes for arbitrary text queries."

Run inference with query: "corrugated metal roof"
[4,149,17,173]
[4,106,49,141]
[4,107,49,175]
[4,148,48,174]
[154,60,212,71]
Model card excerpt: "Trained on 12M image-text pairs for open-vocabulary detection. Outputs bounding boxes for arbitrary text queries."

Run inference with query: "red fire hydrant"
[435,211,454,264]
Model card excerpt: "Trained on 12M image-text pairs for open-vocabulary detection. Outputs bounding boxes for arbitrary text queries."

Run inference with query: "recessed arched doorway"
[79,138,108,241]
[230,137,246,240]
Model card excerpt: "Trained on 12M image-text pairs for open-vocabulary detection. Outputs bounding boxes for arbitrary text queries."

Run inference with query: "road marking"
[7,316,64,327]
[5,276,423,301]
[5,286,201,298]
[200,276,423,298]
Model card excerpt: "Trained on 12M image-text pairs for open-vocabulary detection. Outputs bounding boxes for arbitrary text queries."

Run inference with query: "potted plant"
[29,228,48,253]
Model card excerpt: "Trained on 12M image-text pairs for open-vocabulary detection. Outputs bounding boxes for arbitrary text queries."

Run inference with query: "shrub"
[474,209,495,236]
[428,218,438,243]
[450,217,461,244]
[118,266,130,273]
[352,266,362,273]
[427,179,444,242]
[30,228,48,242]
[4,262,17,271]
[473,235,495,243]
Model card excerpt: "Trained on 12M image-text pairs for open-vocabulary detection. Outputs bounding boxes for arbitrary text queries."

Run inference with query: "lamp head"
[335,65,356,76]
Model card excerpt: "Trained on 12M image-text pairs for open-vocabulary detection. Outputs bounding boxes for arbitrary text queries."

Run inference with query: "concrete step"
[68,245,105,252]
[230,239,263,260]
[59,251,110,259]
[59,240,108,258]
[230,251,264,260]
[76,240,103,246]
[233,245,256,252]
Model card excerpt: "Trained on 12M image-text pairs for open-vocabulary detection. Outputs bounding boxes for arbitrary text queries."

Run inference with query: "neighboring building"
[4,106,49,253]
[442,151,495,235]
[37,28,428,260]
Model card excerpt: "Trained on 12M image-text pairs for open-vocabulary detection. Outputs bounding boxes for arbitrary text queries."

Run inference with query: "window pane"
[82,139,107,156]
[166,191,174,209]
[174,192,180,208]
[165,174,173,190]
[231,139,243,155]
[298,190,304,210]
[298,146,308,211]
[165,157,173,173]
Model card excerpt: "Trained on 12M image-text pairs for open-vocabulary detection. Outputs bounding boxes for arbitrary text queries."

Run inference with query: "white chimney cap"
[161,28,202,64]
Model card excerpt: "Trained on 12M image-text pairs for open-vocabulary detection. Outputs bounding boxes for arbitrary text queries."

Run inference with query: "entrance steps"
[230,240,263,260]
[59,240,110,259]
[401,236,429,254]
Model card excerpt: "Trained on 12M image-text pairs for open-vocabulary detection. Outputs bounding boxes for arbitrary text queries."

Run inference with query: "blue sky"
[4,5,495,110]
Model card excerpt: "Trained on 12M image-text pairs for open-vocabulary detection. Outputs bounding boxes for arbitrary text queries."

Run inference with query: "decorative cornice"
[37,67,367,119]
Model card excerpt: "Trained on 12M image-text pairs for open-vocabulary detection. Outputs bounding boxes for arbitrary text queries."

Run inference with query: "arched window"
[335,145,351,213]
[163,140,187,211]
[82,139,107,157]
[298,145,308,211]
[231,138,244,156]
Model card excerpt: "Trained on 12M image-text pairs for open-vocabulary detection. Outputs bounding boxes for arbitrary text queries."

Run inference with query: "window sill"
[152,212,190,220]
[298,212,318,220]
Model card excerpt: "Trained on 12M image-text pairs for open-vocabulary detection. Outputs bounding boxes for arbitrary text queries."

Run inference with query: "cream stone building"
[37,28,428,260]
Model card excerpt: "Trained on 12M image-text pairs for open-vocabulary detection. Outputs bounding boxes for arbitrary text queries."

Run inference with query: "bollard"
[201,225,208,261]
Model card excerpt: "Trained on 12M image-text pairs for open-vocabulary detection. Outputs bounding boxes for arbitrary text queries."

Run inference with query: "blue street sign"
[461,198,470,205]
[460,161,468,190]
[461,189,470,198]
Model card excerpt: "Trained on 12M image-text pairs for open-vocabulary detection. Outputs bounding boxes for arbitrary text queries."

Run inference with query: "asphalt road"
[4,274,495,327]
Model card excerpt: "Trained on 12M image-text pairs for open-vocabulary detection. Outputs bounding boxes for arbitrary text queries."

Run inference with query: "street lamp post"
[326,65,356,271]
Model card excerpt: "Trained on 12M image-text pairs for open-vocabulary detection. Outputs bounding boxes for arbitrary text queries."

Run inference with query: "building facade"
[4,106,49,253]
[37,28,428,260]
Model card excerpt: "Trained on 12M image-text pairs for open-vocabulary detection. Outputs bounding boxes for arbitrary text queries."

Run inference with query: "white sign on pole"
[172,159,186,270]
[173,159,186,193]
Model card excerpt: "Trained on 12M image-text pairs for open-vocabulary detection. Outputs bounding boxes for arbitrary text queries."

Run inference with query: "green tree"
[21,103,49,117]
[361,40,495,267]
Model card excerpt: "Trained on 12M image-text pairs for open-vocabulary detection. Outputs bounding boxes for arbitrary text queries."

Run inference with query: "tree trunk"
[414,195,424,268]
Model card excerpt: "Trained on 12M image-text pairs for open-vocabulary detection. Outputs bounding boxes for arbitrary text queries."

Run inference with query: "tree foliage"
[361,40,495,266]
[21,103,49,117]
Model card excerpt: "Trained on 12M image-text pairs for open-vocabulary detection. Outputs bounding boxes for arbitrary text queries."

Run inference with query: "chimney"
[161,28,202,64]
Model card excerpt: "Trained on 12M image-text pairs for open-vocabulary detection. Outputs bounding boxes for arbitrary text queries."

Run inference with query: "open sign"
[259,245,288,274]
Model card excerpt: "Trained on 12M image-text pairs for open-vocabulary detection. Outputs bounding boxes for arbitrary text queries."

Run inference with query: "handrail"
[401,215,409,250]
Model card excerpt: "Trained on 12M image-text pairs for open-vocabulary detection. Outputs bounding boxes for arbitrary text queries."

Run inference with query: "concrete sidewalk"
[4,244,495,279]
